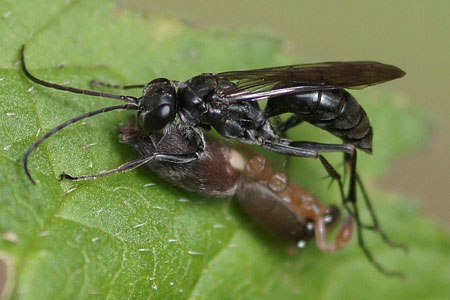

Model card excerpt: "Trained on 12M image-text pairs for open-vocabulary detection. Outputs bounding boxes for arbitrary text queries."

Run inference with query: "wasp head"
[138,78,177,133]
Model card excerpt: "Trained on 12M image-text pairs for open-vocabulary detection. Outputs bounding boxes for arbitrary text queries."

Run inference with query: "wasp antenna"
[20,45,139,104]
[24,104,139,184]
[89,80,145,90]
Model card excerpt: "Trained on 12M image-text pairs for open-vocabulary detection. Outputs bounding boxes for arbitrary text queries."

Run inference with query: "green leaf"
[0,0,449,299]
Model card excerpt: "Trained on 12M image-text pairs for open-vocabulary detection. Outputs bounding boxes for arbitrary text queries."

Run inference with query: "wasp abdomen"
[265,89,373,152]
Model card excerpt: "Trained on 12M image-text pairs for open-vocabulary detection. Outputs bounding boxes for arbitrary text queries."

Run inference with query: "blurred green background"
[123,0,450,227]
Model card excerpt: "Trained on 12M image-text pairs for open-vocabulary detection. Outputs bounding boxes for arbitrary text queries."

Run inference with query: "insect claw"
[380,231,409,253]
[319,174,330,181]
[59,172,74,181]
[327,177,335,189]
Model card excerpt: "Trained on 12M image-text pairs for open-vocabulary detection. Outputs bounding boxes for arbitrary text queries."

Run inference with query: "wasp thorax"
[138,78,176,133]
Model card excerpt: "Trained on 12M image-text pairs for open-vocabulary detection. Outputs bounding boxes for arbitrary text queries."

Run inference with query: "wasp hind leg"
[282,141,406,278]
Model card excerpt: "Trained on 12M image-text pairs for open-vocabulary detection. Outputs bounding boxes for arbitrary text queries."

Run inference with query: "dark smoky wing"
[216,61,406,102]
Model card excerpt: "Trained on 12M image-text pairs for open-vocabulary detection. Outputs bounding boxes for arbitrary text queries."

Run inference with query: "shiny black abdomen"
[264,89,373,152]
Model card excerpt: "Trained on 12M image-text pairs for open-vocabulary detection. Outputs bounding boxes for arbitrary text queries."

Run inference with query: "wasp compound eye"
[138,104,174,132]
[138,78,176,133]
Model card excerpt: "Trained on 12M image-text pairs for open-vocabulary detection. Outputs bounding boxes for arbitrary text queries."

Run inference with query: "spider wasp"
[20,45,406,277]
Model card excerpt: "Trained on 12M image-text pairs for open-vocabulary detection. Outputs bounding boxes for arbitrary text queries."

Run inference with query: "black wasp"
[20,45,407,277]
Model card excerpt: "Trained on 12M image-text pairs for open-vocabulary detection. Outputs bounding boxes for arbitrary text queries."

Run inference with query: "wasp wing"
[215,61,405,102]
